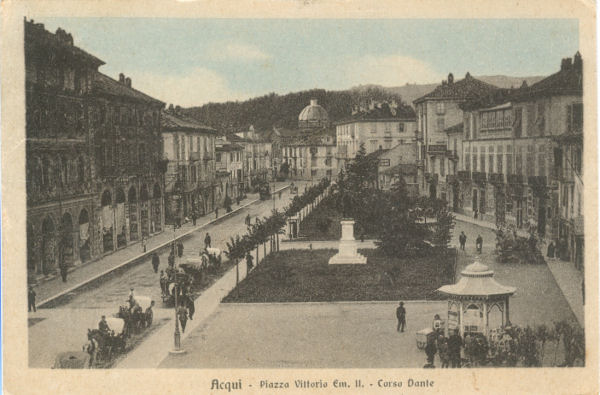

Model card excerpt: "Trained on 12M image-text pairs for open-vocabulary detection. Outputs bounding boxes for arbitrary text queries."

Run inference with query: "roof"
[337,104,415,125]
[298,99,329,122]
[414,73,498,104]
[93,73,164,105]
[161,111,216,133]
[25,20,105,68]
[367,149,391,159]
[438,261,516,298]
[444,123,464,134]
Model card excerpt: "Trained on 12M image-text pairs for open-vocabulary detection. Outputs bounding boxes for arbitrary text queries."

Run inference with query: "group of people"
[424,330,466,368]
[458,231,484,253]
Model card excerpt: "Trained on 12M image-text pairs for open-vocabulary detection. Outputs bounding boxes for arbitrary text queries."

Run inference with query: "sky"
[41,18,579,107]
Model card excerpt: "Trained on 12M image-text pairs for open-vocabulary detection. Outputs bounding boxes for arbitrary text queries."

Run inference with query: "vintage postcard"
[1,0,597,393]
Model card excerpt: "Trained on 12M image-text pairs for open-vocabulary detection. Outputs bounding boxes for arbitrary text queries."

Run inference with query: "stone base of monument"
[328,219,367,265]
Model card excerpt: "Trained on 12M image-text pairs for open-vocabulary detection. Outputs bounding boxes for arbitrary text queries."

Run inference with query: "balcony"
[446,174,459,185]
[457,170,471,181]
[203,152,214,161]
[416,159,424,167]
[427,144,447,154]
[446,150,459,161]
[189,152,201,161]
[507,174,524,184]
[490,173,505,185]
[472,171,487,184]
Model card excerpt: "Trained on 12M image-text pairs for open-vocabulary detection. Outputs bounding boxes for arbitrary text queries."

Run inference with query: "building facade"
[336,101,417,169]
[457,53,583,268]
[370,142,419,196]
[280,99,337,180]
[215,140,245,201]
[414,73,497,198]
[26,20,165,277]
[161,107,217,222]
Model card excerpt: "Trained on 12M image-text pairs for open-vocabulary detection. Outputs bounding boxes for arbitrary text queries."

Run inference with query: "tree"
[431,206,455,248]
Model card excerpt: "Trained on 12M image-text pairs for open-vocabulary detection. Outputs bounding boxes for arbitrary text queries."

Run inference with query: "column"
[458,301,464,337]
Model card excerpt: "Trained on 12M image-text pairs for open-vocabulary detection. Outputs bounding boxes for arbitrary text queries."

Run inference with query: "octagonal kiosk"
[437,261,516,337]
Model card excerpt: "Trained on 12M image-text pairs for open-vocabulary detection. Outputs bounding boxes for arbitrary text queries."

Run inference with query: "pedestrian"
[142,236,147,253]
[547,241,555,258]
[177,241,184,258]
[191,211,197,226]
[204,232,211,249]
[159,270,167,295]
[177,305,188,333]
[448,330,463,368]
[464,333,474,365]
[28,285,36,312]
[215,207,219,218]
[432,314,443,334]
[396,301,406,332]
[83,333,98,368]
[459,231,467,251]
[128,288,135,308]
[187,295,195,320]
[245,214,250,226]
[246,252,254,271]
[425,336,437,367]
[59,263,68,282]
[476,234,483,253]
[168,251,175,267]
[152,252,160,273]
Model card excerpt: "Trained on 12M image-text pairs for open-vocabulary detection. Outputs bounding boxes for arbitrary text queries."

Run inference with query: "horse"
[87,329,112,363]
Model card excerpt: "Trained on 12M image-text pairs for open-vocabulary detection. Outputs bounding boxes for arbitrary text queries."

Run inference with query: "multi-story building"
[26,20,165,277]
[457,53,583,266]
[335,100,417,169]
[161,106,217,222]
[440,122,464,210]
[280,99,337,180]
[215,139,245,200]
[414,73,497,198]
[369,142,419,196]
[232,125,272,188]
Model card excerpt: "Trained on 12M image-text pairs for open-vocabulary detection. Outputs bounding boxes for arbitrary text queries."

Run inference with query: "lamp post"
[170,222,185,354]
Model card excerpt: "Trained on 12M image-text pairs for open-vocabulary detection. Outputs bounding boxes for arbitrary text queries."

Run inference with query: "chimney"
[119,73,125,84]
[465,72,472,79]
[175,105,181,114]
[310,99,318,106]
[520,80,528,89]
[448,73,454,84]
[168,104,174,113]
[125,77,131,88]
[560,58,572,71]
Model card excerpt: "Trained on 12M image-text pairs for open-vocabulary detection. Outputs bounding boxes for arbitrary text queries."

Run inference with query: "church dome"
[298,99,329,128]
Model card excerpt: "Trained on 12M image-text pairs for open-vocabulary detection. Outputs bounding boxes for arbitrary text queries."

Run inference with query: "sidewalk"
[454,213,584,327]
[35,182,291,307]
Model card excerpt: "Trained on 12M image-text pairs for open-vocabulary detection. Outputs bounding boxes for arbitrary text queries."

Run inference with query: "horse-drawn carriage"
[86,316,127,365]
[259,183,271,200]
[117,295,155,334]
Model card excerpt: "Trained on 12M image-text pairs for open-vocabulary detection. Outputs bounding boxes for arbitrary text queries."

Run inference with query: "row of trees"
[331,144,455,256]
[225,178,331,274]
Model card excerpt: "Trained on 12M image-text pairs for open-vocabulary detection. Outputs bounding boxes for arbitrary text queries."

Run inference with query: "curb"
[38,185,290,308]
[221,300,447,306]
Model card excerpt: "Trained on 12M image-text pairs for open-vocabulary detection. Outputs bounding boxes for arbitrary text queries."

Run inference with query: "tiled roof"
[93,73,164,105]
[281,127,336,146]
[414,73,498,104]
[367,149,391,159]
[381,163,418,175]
[512,55,583,101]
[161,111,216,133]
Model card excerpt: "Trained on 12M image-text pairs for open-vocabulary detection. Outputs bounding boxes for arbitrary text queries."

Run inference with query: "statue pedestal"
[328,220,367,265]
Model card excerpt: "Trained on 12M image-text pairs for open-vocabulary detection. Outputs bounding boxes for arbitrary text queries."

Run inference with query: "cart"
[135,296,154,327]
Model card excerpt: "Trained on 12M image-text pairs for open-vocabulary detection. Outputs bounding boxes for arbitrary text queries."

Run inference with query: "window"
[503,110,511,127]
[573,147,582,174]
[398,123,405,132]
[436,102,445,115]
[215,153,221,162]
[567,103,583,132]
[440,158,445,177]
[506,145,513,175]
[497,146,503,174]
[537,102,546,136]
[488,146,494,174]
[465,147,471,171]
[538,146,546,178]
[526,105,535,136]
[472,147,478,171]
[479,146,485,173]
[437,117,445,132]
[516,146,523,175]
[369,140,377,152]
[513,108,523,137]
[526,145,535,177]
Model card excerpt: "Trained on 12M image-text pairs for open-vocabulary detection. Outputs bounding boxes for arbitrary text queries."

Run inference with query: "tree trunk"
[256,245,259,265]
[263,241,266,259]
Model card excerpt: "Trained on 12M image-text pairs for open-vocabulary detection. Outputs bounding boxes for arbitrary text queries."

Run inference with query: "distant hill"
[184,75,545,133]
[355,75,545,106]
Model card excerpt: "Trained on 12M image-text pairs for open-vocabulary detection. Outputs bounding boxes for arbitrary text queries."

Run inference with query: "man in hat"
[459,231,467,251]
[98,315,110,334]
[151,252,160,273]
[204,232,212,249]
[396,302,406,332]
[476,234,483,254]
[28,285,36,313]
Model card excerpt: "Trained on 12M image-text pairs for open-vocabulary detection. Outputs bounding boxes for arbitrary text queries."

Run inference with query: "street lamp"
[170,223,186,355]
